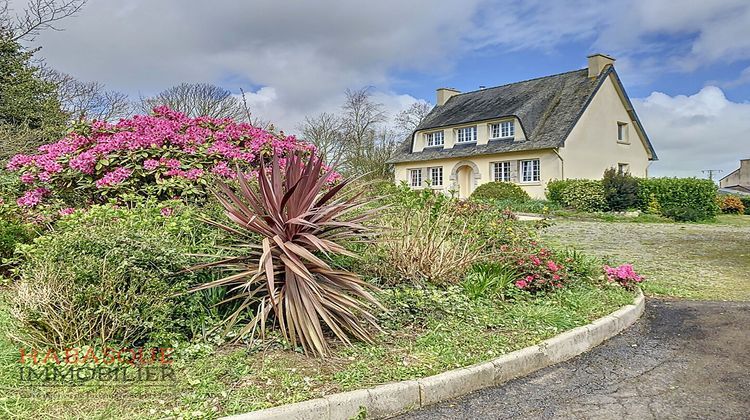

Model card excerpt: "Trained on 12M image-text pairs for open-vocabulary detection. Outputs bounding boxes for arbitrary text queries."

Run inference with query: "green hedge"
[546,179,606,212]
[548,176,720,221]
[637,177,719,221]
[470,182,530,202]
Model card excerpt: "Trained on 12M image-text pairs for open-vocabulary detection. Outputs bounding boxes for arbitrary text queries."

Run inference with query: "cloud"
[633,86,750,177]
[13,0,750,176]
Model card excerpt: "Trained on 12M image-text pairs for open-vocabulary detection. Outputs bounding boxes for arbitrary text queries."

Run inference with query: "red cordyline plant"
[192,150,383,357]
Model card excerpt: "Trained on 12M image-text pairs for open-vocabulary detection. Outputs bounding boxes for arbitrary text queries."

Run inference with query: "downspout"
[552,148,565,180]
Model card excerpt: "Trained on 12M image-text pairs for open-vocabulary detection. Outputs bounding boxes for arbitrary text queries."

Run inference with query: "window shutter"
[510,160,519,183]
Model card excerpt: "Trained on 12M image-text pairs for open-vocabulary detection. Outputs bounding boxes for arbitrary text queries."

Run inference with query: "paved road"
[397,300,750,420]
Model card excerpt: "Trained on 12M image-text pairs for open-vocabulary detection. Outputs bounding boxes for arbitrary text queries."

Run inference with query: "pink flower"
[160,207,173,217]
[95,167,132,188]
[530,255,541,266]
[211,161,236,178]
[20,172,36,184]
[515,280,528,289]
[17,188,50,207]
[58,207,75,216]
[546,260,559,272]
[143,159,160,170]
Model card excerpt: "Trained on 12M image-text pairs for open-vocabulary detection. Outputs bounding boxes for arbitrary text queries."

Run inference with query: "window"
[618,163,630,174]
[490,121,515,139]
[492,161,511,182]
[520,159,540,183]
[429,167,443,186]
[617,122,628,142]
[409,169,422,187]
[425,131,444,147]
[456,126,477,143]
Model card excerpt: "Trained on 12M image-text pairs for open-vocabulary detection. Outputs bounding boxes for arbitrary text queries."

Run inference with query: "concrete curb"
[224,290,645,420]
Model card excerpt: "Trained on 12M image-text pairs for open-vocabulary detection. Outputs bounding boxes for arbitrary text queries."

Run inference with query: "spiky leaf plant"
[193,150,383,357]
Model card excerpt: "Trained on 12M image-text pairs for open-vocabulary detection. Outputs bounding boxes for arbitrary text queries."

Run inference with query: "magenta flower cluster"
[603,264,644,290]
[501,246,569,292]
[6,106,324,207]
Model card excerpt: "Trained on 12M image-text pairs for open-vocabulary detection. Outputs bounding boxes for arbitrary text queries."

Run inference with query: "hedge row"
[547,177,719,221]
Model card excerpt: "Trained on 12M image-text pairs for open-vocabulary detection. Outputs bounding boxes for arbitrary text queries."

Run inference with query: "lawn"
[542,215,750,301]
[0,283,634,419]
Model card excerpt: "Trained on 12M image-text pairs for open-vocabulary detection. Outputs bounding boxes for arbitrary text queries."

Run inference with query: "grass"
[542,215,750,301]
[0,282,634,419]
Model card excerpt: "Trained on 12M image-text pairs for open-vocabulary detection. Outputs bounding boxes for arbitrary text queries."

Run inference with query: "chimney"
[436,87,460,106]
[587,53,615,78]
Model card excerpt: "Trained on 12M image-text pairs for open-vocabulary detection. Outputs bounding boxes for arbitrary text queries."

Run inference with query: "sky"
[14,0,750,178]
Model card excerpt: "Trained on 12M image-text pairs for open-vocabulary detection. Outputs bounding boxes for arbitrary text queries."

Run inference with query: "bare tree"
[298,112,344,164]
[239,87,270,128]
[338,87,397,179]
[140,83,246,120]
[41,67,131,121]
[394,101,432,138]
[1,0,87,41]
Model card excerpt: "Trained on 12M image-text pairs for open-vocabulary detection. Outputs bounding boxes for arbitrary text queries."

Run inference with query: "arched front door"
[450,160,481,199]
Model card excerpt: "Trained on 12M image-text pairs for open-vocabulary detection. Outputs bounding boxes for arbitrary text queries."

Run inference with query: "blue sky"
[19,0,750,178]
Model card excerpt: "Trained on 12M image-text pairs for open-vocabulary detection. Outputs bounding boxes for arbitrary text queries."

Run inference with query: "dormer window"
[425,131,444,147]
[490,121,515,139]
[456,126,477,143]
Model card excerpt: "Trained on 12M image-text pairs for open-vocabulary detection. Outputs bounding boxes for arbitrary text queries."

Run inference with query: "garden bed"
[0,283,634,418]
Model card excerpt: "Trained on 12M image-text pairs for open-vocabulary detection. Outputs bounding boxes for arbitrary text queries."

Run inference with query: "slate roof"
[388,67,657,163]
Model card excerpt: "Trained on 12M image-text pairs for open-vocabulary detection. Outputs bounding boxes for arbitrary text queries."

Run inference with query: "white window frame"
[617,122,629,143]
[520,159,540,183]
[456,126,477,143]
[490,121,515,139]
[425,131,444,147]
[429,167,443,187]
[492,161,511,182]
[618,163,630,174]
[409,169,422,187]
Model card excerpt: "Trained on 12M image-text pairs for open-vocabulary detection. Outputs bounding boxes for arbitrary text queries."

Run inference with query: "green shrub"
[741,196,750,215]
[545,179,574,204]
[470,182,530,202]
[10,201,223,348]
[0,218,34,263]
[602,168,640,211]
[718,195,745,214]
[462,263,518,300]
[562,179,607,212]
[637,178,718,221]
[660,205,704,222]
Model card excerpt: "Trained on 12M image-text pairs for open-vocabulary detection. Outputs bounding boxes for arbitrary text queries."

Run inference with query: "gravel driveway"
[397,299,750,419]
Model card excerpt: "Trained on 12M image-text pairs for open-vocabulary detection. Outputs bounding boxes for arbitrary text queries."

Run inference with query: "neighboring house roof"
[719,186,750,195]
[388,66,658,164]
[718,168,739,183]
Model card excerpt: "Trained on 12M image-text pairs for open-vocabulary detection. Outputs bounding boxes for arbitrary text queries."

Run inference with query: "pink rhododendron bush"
[6,106,323,210]
[500,245,571,293]
[604,263,644,290]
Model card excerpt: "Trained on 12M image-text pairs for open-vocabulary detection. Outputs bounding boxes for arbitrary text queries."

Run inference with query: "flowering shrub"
[718,195,745,214]
[6,106,325,208]
[603,264,643,290]
[501,245,570,293]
